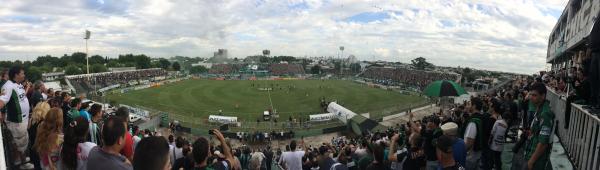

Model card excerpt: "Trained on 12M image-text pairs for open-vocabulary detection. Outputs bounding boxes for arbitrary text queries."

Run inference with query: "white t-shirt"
[354,148,367,158]
[279,151,305,170]
[490,119,507,151]
[169,145,184,165]
[77,142,98,170]
[0,80,30,123]
[464,122,477,142]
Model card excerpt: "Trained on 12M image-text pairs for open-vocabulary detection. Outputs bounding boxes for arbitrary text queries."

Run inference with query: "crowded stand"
[361,67,460,90]
[209,64,237,75]
[208,64,248,75]
[66,68,168,94]
[268,64,305,76]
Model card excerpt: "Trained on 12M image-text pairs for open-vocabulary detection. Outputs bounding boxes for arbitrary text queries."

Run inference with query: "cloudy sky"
[0,0,568,74]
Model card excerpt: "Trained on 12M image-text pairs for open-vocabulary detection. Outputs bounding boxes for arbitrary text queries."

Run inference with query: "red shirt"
[120,133,133,160]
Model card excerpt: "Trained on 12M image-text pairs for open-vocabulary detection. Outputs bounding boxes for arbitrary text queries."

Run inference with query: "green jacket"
[524,100,554,170]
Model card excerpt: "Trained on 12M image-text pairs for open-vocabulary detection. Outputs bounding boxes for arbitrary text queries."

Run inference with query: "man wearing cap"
[436,135,466,170]
[440,122,466,168]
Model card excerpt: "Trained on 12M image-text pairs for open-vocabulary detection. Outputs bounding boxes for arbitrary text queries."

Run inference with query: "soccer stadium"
[106,79,428,123]
[1,0,599,170]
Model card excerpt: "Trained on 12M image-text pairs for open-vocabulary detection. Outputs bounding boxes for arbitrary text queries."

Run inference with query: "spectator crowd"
[67,68,167,93]
[361,67,460,90]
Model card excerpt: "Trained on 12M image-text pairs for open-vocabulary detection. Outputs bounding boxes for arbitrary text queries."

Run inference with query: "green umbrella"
[423,80,467,97]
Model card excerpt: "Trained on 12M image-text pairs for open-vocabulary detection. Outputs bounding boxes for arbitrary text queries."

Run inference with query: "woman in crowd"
[34,108,64,170]
[61,117,96,170]
[28,101,50,170]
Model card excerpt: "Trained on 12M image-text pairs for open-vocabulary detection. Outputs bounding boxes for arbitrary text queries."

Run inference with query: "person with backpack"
[462,97,490,170]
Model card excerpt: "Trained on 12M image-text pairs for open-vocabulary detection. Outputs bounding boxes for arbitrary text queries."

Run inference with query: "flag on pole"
[85,30,91,39]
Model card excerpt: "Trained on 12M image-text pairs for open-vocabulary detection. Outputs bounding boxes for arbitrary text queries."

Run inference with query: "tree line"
[0,53,184,82]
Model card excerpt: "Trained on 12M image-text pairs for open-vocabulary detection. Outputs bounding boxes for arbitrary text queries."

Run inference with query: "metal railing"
[547,88,600,170]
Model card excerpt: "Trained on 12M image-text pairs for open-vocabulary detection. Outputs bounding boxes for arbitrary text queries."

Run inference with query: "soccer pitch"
[106,79,429,121]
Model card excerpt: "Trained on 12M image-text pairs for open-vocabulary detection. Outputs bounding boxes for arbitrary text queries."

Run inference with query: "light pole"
[339,46,344,75]
[84,30,91,75]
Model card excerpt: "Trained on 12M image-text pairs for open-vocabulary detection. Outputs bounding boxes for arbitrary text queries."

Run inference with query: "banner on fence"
[208,115,238,124]
[309,113,336,122]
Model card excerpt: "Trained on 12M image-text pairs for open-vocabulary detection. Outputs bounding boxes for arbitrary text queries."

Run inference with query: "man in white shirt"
[0,66,34,169]
[463,97,484,170]
[278,139,307,170]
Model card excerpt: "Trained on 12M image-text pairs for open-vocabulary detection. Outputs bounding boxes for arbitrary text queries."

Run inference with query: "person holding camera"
[192,129,239,170]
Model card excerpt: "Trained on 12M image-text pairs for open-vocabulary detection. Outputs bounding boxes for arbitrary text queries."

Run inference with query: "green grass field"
[106,79,428,122]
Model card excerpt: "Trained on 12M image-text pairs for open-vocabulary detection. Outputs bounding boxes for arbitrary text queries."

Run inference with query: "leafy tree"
[462,67,475,82]
[106,59,120,68]
[90,64,108,73]
[71,52,87,64]
[158,58,171,69]
[310,65,322,74]
[410,57,434,70]
[32,55,61,67]
[172,62,181,71]
[64,65,83,75]
[26,66,42,82]
[89,55,105,65]
[118,54,136,63]
[189,66,208,74]
[135,54,151,69]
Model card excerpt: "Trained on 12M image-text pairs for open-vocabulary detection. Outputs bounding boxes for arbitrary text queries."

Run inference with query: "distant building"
[42,72,65,81]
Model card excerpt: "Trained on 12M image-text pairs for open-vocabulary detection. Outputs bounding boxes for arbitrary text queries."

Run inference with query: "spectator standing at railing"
[0,66,35,169]
[522,83,554,170]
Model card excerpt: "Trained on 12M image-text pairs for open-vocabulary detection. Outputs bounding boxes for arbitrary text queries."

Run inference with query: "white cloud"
[0,0,569,74]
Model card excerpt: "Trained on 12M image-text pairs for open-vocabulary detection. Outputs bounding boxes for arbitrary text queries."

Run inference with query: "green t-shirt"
[524,100,554,170]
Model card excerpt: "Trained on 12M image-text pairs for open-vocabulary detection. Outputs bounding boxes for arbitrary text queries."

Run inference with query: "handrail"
[547,88,600,170]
